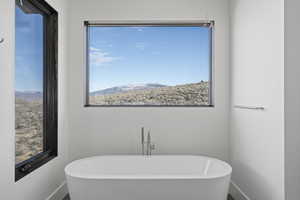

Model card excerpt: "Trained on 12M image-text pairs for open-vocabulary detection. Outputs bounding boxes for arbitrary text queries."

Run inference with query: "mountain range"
[15,91,43,101]
[15,83,167,100]
[90,83,167,96]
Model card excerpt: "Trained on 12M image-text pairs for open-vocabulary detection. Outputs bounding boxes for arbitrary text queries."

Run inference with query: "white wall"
[285,0,300,199]
[67,0,230,162]
[230,0,285,199]
[0,0,69,199]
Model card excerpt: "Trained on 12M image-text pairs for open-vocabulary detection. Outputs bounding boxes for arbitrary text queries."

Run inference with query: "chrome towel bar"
[234,105,265,110]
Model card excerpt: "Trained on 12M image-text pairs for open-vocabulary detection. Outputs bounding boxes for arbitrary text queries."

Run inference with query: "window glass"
[15,6,44,164]
[87,25,212,106]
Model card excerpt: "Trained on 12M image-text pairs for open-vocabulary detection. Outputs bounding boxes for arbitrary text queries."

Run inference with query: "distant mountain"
[90,83,167,96]
[15,91,43,101]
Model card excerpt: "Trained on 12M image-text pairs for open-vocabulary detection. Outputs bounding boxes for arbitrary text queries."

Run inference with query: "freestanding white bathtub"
[65,155,232,200]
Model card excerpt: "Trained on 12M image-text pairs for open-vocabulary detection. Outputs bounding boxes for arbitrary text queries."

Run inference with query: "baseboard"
[47,179,247,200]
[229,181,251,200]
[46,181,68,200]
[48,180,245,200]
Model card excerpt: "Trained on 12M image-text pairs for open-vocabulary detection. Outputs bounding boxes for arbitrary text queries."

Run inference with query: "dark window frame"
[15,0,58,181]
[84,21,215,107]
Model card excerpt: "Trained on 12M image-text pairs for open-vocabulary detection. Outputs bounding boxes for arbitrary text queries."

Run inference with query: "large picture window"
[15,0,58,181]
[85,21,214,107]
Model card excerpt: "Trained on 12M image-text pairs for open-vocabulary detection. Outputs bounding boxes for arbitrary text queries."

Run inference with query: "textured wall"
[67,0,230,163]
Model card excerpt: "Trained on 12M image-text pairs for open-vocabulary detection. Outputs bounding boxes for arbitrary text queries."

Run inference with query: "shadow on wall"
[232,161,274,200]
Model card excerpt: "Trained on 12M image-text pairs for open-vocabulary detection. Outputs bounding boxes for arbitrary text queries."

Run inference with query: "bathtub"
[65,155,232,200]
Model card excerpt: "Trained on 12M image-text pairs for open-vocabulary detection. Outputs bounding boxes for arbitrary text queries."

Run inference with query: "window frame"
[84,20,215,107]
[15,0,58,181]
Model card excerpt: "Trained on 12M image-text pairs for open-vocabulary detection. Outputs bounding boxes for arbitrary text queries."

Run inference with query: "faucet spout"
[147,131,151,155]
[140,128,155,156]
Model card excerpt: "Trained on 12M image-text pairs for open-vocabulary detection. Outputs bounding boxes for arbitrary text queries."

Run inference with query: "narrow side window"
[15,0,58,181]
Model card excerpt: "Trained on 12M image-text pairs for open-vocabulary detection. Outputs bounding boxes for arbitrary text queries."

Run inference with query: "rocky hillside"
[90,81,209,106]
[15,98,43,164]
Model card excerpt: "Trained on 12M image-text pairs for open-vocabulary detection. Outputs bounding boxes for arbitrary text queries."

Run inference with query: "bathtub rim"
[65,155,232,180]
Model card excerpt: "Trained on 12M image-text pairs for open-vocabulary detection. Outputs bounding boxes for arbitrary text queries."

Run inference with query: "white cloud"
[130,27,144,32]
[152,51,161,55]
[135,42,147,50]
[90,47,100,51]
[89,47,120,66]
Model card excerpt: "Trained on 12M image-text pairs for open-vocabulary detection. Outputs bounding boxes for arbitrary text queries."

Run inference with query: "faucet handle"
[150,144,155,150]
[148,143,155,156]
[147,131,151,142]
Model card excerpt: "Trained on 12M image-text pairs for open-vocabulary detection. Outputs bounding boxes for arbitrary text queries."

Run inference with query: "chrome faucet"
[141,127,155,155]
[141,127,145,155]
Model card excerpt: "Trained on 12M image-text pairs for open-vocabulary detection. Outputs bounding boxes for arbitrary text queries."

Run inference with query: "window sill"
[15,151,57,181]
[84,104,215,108]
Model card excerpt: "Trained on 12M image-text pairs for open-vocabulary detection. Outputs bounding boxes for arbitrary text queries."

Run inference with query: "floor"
[63,194,235,200]
[63,195,69,200]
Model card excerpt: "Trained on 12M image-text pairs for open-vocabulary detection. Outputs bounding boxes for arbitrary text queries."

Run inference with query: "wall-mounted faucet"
[141,127,155,156]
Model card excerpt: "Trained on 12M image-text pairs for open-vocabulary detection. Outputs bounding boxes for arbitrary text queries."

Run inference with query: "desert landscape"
[14,82,208,163]
[90,81,209,106]
[15,92,43,164]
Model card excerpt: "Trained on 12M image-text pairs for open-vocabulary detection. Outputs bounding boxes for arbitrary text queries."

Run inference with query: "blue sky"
[15,6,43,92]
[15,7,211,92]
[89,26,211,92]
